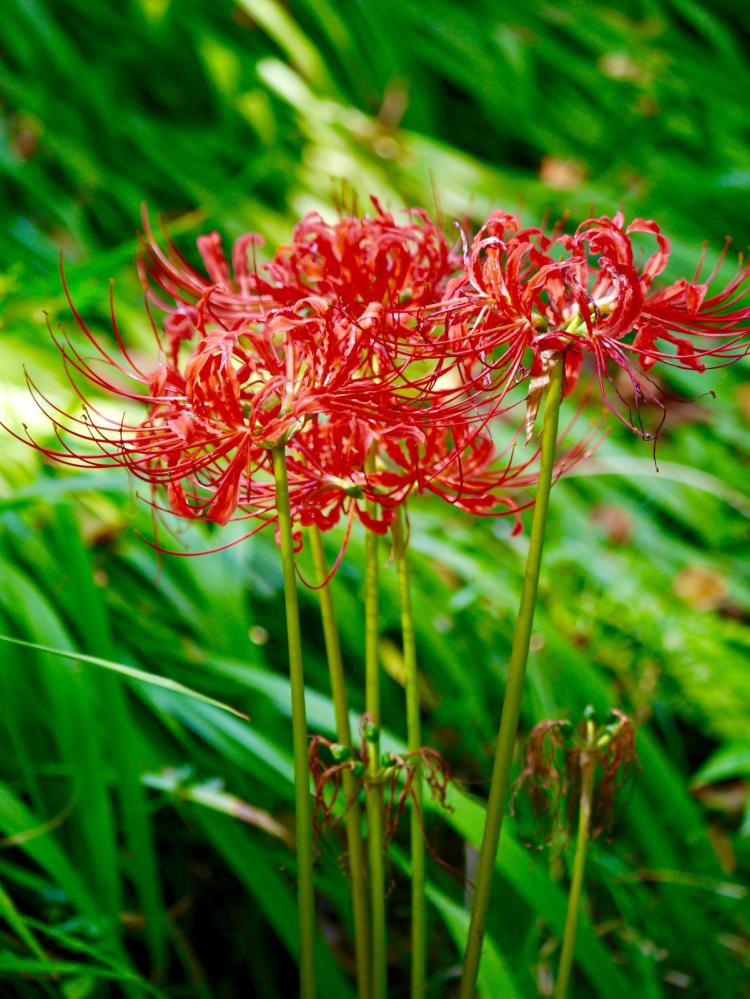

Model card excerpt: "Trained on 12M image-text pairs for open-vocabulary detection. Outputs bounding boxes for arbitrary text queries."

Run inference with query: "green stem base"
[554,757,595,999]
[308,526,371,999]
[459,359,564,999]
[393,508,426,999]
[364,509,387,999]
[272,446,316,999]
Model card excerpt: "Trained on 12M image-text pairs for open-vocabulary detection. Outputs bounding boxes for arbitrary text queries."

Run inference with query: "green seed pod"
[350,761,365,778]
[330,743,352,762]
[364,722,380,742]
[380,752,393,767]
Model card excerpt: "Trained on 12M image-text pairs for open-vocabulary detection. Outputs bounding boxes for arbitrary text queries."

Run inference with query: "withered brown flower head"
[513,707,638,846]
[308,715,452,848]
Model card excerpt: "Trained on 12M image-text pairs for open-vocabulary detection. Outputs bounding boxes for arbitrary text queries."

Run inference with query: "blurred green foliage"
[1,1,749,996]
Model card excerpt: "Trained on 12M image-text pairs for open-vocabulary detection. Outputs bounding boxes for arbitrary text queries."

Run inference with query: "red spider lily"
[445,210,750,435]
[141,197,456,326]
[283,407,595,563]
[140,202,491,428]
[285,416,409,536]
[13,225,502,550]
[9,267,282,533]
[15,324,277,533]
[15,201,616,560]
[257,198,456,323]
[384,422,582,525]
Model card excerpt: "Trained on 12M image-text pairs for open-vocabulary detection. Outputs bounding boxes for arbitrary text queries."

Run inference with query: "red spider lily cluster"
[16,200,750,554]
[445,210,750,435]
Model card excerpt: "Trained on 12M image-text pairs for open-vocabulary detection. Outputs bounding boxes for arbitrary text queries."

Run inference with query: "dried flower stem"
[363,470,387,999]
[391,506,426,999]
[272,446,316,999]
[308,526,371,999]
[555,752,595,999]
[460,357,564,998]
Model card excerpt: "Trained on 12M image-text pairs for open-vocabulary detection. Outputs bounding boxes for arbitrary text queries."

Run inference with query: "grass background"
[1,1,749,996]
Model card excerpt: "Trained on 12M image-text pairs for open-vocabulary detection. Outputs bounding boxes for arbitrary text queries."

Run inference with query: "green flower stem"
[308,525,371,999]
[554,754,595,999]
[272,446,316,999]
[460,357,564,999]
[363,485,387,999]
[391,507,426,999]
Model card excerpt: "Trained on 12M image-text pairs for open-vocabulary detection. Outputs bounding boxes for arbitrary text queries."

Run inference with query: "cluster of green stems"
[272,355,590,998]
[272,440,427,998]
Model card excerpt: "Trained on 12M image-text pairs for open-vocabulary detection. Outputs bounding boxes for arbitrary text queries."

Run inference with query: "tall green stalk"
[554,753,595,999]
[272,446,316,999]
[308,525,371,999]
[460,358,564,998]
[363,484,387,999]
[391,507,426,999]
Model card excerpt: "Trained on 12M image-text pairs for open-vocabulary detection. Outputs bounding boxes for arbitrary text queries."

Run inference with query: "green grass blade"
[0,635,248,718]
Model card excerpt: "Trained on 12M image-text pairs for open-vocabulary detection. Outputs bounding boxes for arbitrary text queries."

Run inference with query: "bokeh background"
[1,1,749,996]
